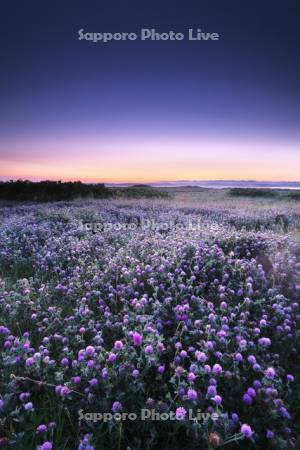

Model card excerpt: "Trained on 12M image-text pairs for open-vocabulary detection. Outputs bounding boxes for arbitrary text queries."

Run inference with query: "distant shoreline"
[106,180,300,190]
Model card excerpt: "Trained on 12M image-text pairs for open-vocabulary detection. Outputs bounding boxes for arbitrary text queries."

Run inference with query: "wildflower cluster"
[0,200,299,449]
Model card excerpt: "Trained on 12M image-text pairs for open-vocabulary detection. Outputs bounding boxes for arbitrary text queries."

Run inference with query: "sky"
[0,0,299,182]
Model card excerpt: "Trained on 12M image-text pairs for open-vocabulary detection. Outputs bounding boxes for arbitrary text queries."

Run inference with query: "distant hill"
[106,180,300,190]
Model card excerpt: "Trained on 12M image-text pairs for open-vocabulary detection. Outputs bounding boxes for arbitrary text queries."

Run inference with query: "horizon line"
[1,177,300,184]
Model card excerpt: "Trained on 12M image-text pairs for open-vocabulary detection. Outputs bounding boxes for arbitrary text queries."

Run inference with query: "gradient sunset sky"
[0,0,299,182]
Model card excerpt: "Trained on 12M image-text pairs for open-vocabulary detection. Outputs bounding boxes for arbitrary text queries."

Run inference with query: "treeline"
[0,180,110,202]
[228,188,300,200]
[0,180,169,202]
[229,188,276,197]
[288,191,300,200]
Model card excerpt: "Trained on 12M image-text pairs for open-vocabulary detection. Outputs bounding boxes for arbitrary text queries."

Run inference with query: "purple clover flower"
[112,401,122,412]
[265,367,276,380]
[36,424,47,433]
[40,443,52,450]
[85,346,95,357]
[176,407,187,420]
[132,332,142,346]
[241,424,253,438]
[187,388,198,401]
[114,340,123,350]
[212,364,222,375]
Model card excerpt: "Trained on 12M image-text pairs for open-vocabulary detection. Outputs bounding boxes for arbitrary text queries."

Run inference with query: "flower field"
[0,198,299,449]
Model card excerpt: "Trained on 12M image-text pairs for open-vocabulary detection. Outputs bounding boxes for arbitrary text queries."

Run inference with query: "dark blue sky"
[0,0,299,181]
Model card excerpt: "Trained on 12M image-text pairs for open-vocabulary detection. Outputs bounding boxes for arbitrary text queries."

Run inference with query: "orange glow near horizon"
[1,136,300,183]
